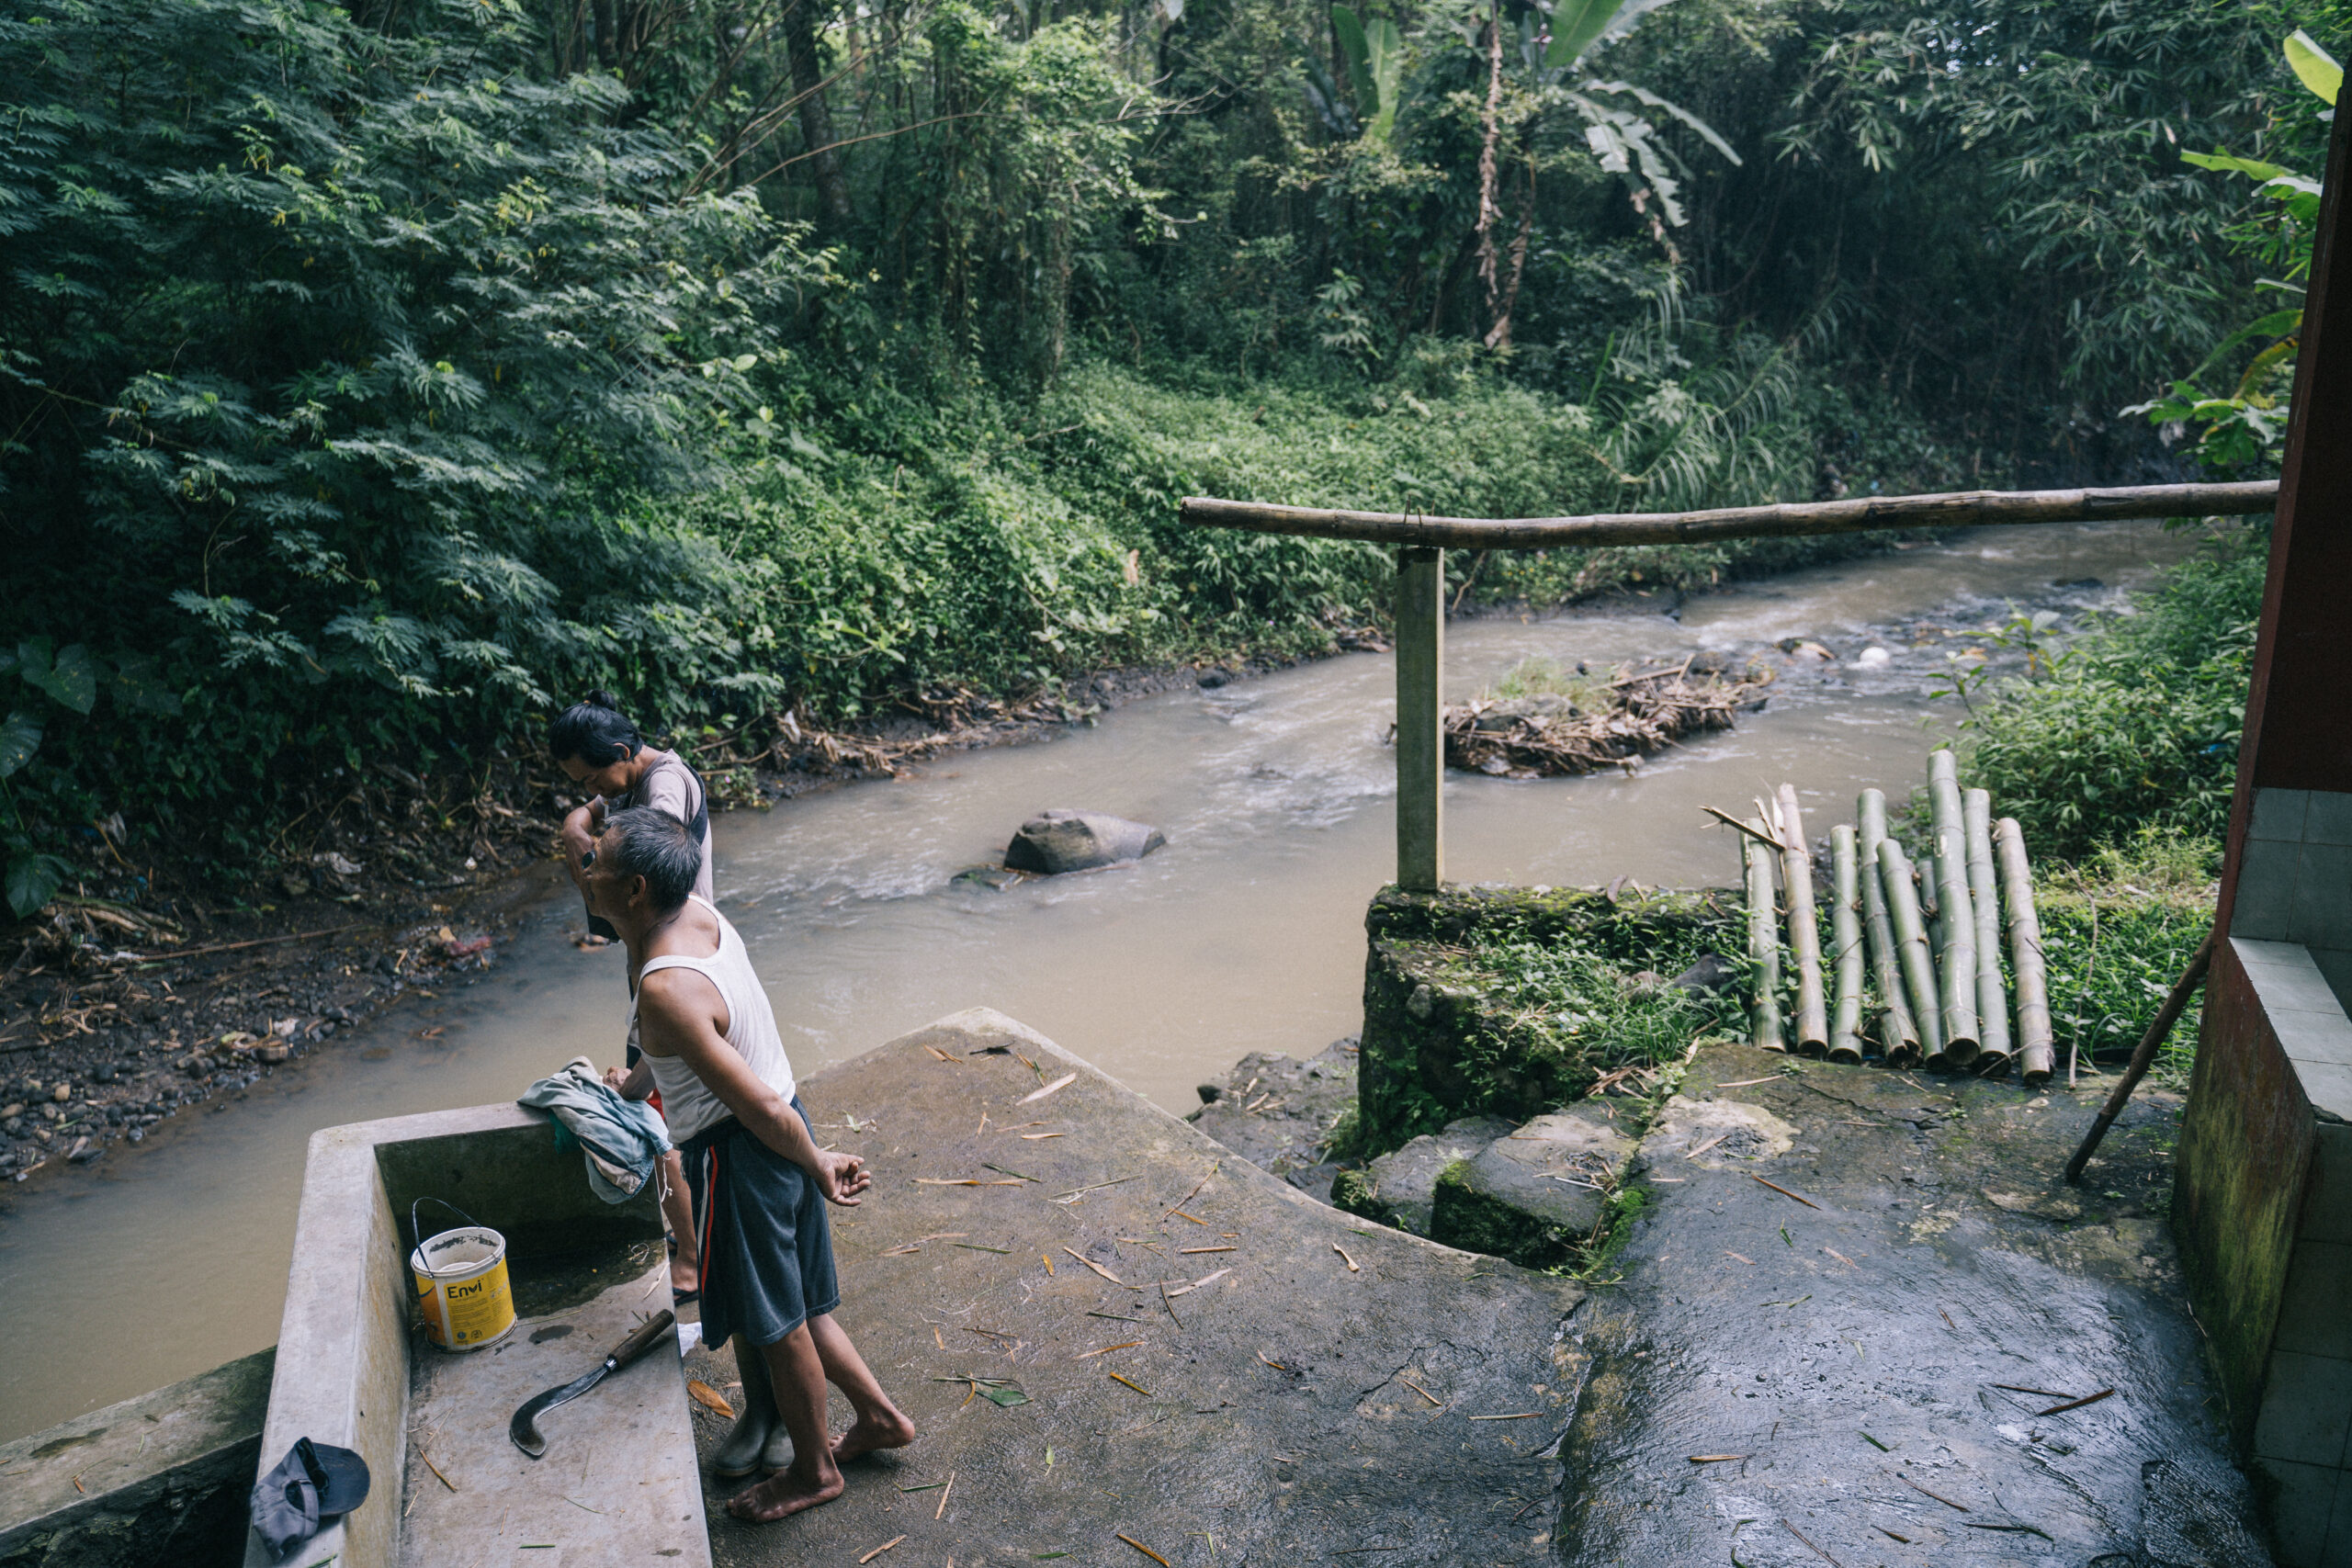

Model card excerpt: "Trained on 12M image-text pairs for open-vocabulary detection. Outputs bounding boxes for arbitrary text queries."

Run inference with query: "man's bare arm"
[638,970,870,1204]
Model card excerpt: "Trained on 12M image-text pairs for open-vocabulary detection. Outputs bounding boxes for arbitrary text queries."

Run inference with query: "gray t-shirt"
[596,749,714,906]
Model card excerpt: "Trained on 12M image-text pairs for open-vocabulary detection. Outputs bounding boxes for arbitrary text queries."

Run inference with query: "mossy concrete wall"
[2174,939,2315,1451]
[1357,884,1737,1154]
[0,1348,273,1568]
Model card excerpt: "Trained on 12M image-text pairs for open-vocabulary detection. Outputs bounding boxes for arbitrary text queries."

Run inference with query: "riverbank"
[0,521,2216,1184]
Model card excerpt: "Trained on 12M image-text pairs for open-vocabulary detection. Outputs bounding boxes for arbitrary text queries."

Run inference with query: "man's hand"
[809,1149,871,1207]
[602,1065,629,1093]
[560,806,598,869]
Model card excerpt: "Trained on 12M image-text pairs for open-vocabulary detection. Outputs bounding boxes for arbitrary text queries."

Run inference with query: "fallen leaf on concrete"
[1063,1247,1125,1284]
[1749,1174,1821,1209]
[1118,1535,1171,1566]
[1687,1454,1747,1462]
[1109,1371,1154,1396]
[1180,1246,1236,1255]
[1166,1268,1229,1296]
[860,1535,907,1562]
[686,1380,735,1418]
[1020,1073,1078,1104]
[2035,1387,2115,1416]
[1078,1342,1142,1359]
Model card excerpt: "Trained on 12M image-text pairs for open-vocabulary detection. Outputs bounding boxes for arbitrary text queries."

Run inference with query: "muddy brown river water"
[0,520,2204,1441]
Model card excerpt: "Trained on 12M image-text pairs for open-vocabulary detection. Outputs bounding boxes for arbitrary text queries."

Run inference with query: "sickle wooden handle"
[608,1308,677,1371]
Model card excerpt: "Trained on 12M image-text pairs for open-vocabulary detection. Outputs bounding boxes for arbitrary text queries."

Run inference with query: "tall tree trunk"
[592,0,617,69]
[1484,136,1534,351]
[1474,0,1504,338]
[784,0,854,225]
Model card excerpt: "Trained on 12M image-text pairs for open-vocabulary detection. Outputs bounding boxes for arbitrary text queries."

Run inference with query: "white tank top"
[633,897,796,1141]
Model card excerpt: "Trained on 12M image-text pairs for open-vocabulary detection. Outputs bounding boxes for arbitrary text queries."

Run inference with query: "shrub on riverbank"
[2038,829,2221,1088]
[1963,525,2266,862]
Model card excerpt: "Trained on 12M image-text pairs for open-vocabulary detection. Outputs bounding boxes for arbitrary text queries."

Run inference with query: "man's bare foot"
[725,1464,843,1523]
[831,1409,918,1462]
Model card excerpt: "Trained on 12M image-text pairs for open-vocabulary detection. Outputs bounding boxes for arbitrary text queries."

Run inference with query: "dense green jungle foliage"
[1962,524,2267,863]
[0,0,2340,910]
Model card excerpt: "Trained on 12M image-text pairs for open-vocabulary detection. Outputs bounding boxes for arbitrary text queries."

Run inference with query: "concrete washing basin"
[241,1100,707,1568]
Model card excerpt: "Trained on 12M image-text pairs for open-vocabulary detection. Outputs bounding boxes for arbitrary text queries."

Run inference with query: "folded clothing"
[518,1055,672,1202]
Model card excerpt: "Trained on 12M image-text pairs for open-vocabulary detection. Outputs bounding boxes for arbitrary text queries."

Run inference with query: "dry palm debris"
[685,1381,735,1418]
[1118,1535,1171,1566]
[1440,661,1769,778]
[859,1536,906,1562]
[1020,1072,1078,1104]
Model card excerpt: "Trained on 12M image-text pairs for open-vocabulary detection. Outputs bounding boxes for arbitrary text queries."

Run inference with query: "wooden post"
[1396,546,1445,890]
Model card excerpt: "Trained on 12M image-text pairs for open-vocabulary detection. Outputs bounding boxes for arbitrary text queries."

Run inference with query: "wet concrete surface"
[1556,1042,2271,1567]
[684,1010,1585,1568]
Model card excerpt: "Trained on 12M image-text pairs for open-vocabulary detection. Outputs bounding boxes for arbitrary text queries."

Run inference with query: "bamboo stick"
[1963,789,2011,1071]
[1828,826,1866,1063]
[1928,750,1966,875]
[1775,784,1829,1055]
[2064,931,2215,1183]
[1933,827,1983,1066]
[1877,838,1946,1062]
[1996,818,2055,1084]
[1744,819,1787,1054]
[1857,791,1921,1064]
[1175,480,2279,551]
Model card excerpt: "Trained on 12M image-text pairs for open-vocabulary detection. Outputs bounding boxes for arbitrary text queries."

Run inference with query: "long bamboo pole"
[1878,839,1946,1063]
[2064,931,2215,1183]
[1934,827,1983,1066]
[1775,784,1828,1055]
[1828,826,1866,1064]
[1176,480,2278,551]
[1744,818,1787,1054]
[1996,818,2055,1084]
[1857,791,1921,1064]
[1963,788,2011,1071]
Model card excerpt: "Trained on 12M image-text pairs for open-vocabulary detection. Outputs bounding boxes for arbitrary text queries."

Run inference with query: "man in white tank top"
[584,807,917,1522]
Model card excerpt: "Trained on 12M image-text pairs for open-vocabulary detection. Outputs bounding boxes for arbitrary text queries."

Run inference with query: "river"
[0,520,2200,1441]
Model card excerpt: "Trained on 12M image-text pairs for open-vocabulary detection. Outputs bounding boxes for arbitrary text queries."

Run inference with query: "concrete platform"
[685,1009,1587,1567]
[1555,1041,2272,1566]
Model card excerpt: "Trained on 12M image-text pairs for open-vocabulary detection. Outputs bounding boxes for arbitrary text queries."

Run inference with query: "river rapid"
[0,520,2202,1441]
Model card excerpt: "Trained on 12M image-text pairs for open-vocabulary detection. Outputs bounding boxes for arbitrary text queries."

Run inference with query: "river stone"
[1333,1115,1515,1236]
[1187,1040,1359,1200]
[1428,1103,1640,1269]
[1002,809,1166,874]
[1668,952,1741,995]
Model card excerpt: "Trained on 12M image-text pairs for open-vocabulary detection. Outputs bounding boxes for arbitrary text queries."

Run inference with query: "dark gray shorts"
[680,1100,841,1350]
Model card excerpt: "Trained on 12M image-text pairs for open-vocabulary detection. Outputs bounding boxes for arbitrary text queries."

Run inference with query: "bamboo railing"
[1178,479,2279,889]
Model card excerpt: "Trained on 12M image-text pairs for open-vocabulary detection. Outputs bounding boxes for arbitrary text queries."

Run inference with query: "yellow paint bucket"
[409,1199,514,1351]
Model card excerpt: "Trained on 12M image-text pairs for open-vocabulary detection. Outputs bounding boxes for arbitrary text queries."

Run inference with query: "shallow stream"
[0,520,2200,1440]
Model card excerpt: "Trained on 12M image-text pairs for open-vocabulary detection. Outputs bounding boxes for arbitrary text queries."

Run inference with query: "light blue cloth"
[517,1055,672,1204]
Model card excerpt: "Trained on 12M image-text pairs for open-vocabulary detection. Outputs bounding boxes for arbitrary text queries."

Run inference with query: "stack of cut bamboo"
[1733,752,2055,1083]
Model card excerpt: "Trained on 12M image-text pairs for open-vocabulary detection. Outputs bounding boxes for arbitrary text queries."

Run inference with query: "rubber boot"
[711,1338,778,1479]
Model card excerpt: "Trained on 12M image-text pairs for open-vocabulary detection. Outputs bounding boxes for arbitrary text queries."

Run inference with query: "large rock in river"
[1003,809,1166,874]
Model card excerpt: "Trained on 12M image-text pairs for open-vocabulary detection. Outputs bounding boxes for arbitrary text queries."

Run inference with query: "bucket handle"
[411,1196,485,1261]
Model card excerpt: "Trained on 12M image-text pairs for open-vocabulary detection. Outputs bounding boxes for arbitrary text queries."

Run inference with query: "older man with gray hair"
[582,806,916,1520]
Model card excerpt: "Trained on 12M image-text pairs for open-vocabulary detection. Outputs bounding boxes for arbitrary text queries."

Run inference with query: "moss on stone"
[1430,1159,1584,1270]
[1357,884,1740,1155]
[1329,1167,1394,1228]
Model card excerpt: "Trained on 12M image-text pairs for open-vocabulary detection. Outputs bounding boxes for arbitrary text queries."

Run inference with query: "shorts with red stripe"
[678,1098,841,1351]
